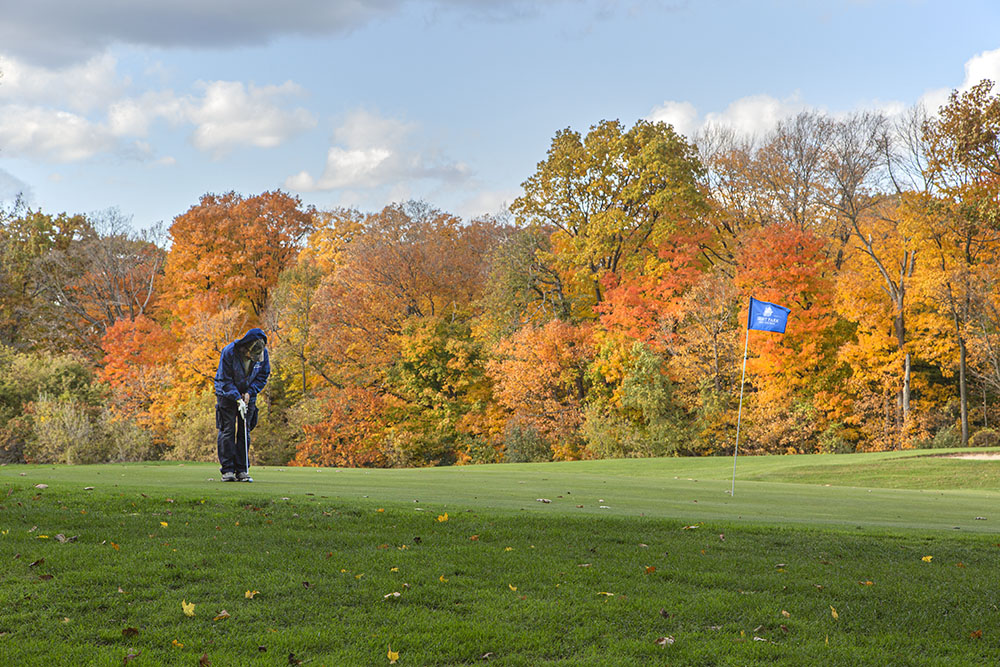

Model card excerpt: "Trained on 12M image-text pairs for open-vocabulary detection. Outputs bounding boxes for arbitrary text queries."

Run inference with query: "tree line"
[2,80,999,466]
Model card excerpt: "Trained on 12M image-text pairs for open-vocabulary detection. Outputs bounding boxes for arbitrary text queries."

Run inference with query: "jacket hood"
[234,328,267,349]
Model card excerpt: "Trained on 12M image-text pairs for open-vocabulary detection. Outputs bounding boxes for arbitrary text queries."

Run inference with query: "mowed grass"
[2,449,1000,665]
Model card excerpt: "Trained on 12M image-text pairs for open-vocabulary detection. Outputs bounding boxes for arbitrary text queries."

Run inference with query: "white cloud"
[0,53,127,113]
[647,93,810,140]
[0,71,315,163]
[184,81,317,157]
[0,105,116,162]
[920,47,1000,114]
[287,109,470,192]
[646,100,699,138]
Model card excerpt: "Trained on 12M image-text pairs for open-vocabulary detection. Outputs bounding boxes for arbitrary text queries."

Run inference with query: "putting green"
[4,448,999,534]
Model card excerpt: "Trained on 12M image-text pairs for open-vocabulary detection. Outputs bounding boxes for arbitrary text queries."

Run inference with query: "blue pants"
[216,406,250,474]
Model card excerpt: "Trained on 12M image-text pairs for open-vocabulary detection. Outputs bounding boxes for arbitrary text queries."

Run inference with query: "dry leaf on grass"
[182,600,195,617]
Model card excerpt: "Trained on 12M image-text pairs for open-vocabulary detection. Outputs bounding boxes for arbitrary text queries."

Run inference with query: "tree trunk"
[958,336,969,446]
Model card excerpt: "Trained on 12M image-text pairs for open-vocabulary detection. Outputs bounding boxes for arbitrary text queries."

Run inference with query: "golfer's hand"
[242,393,250,404]
[237,398,247,416]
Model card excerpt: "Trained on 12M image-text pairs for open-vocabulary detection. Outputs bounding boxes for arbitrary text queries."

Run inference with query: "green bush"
[970,428,999,448]
[164,390,218,462]
[502,420,552,463]
[582,343,689,458]
[0,347,102,462]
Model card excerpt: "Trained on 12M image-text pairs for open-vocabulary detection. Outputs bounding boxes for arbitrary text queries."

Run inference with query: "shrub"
[502,419,552,463]
[970,428,999,448]
[164,390,218,462]
[25,394,96,464]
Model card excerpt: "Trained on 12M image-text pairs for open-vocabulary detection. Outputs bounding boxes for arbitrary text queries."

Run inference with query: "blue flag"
[747,297,790,333]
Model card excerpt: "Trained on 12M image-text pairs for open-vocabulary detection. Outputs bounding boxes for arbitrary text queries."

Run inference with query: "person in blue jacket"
[214,328,270,482]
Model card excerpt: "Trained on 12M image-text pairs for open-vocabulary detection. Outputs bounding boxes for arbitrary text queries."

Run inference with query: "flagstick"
[731,323,751,497]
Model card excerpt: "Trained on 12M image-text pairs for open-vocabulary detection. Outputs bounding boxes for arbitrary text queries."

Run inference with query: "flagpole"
[731,321,751,497]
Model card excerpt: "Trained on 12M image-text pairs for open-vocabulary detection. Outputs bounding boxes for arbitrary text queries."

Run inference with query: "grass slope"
[1,450,999,665]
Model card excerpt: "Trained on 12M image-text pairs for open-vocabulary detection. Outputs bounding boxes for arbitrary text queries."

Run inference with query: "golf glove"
[237,398,247,417]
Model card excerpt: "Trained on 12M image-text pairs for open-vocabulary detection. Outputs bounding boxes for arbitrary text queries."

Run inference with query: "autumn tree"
[0,206,89,350]
[308,202,503,386]
[511,119,706,311]
[735,222,844,452]
[920,80,1000,445]
[33,210,165,354]
[161,190,315,324]
[487,320,592,460]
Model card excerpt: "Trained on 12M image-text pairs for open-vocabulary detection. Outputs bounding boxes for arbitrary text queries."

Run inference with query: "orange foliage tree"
[487,320,593,460]
[735,222,845,452]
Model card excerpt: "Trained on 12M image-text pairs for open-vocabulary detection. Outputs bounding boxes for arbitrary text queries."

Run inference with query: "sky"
[1,0,999,232]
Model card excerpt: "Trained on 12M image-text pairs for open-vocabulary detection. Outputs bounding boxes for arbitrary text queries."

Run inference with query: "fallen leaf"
[971,630,983,639]
[859,580,874,586]
[377,508,385,513]
[437,513,449,522]
[123,650,141,664]
[830,606,839,620]
[28,558,44,568]
[38,574,53,580]
[160,521,168,528]
[753,636,768,642]
[288,652,303,665]
[199,654,211,666]
[388,646,399,664]
[508,584,517,591]
[956,562,966,568]
[439,574,448,582]
[781,610,790,618]
[182,599,195,617]
[172,639,184,648]
[682,525,699,530]
[469,535,479,541]
[536,498,551,504]
[577,563,591,568]
[390,567,399,572]
[245,590,259,599]
[922,555,933,562]
[118,586,126,594]
[780,624,789,633]
[213,609,230,621]
[122,628,139,638]
[645,566,656,574]
[34,484,48,489]
[504,547,513,552]
[597,591,615,596]
[111,542,120,551]
[659,609,672,618]
[383,592,401,599]
[302,582,311,589]
[654,636,674,646]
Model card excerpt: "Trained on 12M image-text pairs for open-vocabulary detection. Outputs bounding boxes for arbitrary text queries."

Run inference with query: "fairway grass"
[2,450,1000,665]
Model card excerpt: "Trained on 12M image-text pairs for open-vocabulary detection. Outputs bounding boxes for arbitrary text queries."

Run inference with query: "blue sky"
[1,0,999,231]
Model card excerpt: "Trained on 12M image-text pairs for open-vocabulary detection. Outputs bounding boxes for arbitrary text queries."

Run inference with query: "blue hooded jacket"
[215,328,270,411]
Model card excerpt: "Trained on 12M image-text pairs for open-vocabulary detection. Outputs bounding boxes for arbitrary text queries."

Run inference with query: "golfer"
[214,328,270,482]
